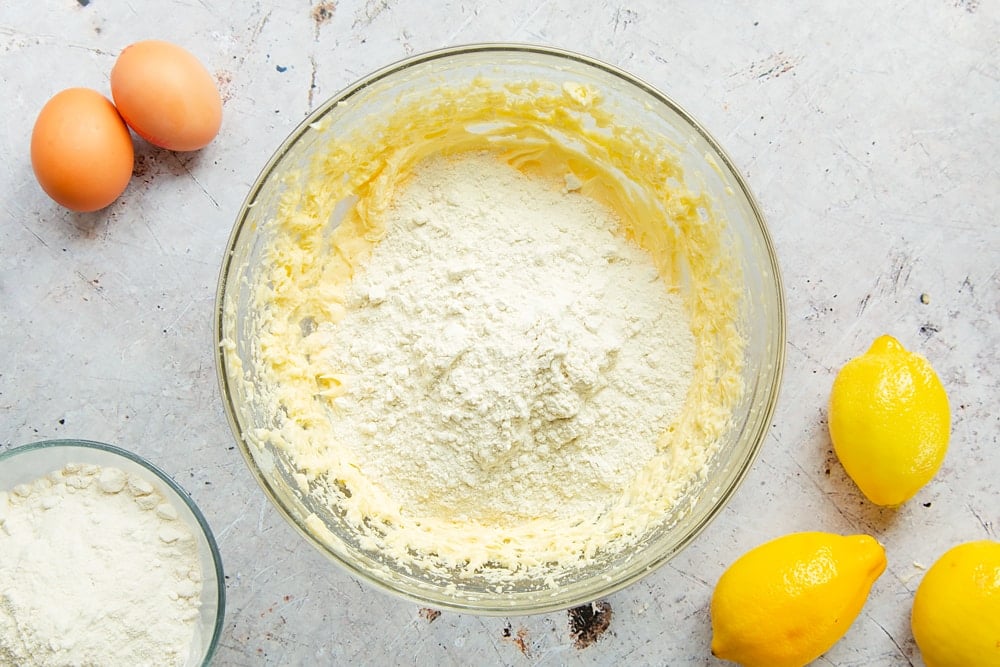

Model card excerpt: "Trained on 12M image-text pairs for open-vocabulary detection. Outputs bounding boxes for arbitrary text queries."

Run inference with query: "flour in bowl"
[0,464,202,666]
[236,78,748,584]
[313,152,694,529]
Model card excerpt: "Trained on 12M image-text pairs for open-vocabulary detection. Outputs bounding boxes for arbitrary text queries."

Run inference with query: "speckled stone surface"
[1,1,997,665]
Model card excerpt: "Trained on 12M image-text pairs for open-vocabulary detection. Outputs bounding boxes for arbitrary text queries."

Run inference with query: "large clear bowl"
[0,439,225,665]
[215,44,785,614]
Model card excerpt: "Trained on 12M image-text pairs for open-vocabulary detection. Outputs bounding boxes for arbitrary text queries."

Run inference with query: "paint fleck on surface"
[312,2,336,25]
[919,323,941,338]
[418,607,441,623]
[611,7,638,32]
[952,0,979,12]
[354,0,393,27]
[77,0,91,6]
[501,623,531,656]
[568,601,612,649]
[215,70,234,104]
[733,51,801,81]
[132,152,156,181]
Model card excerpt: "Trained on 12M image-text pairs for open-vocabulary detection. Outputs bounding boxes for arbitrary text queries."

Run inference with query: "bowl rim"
[0,438,227,664]
[214,42,786,614]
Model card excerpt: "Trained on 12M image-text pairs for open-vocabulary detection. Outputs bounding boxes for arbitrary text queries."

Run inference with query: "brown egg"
[111,40,223,152]
[30,88,135,212]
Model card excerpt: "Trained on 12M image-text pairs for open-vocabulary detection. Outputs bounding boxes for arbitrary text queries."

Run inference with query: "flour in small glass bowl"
[0,463,202,666]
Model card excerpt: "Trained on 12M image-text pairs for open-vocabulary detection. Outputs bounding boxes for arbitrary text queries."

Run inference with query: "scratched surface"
[1,1,998,665]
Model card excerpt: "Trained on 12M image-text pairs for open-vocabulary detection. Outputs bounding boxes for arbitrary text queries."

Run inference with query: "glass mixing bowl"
[0,439,225,665]
[215,44,785,614]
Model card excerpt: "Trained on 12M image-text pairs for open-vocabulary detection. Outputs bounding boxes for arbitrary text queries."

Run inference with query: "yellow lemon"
[829,334,950,506]
[912,540,1000,667]
[710,531,886,667]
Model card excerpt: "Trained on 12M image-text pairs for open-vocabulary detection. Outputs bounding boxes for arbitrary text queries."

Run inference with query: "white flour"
[317,153,695,524]
[0,464,202,666]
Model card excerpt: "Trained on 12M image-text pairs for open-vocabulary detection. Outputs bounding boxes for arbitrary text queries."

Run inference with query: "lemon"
[828,334,950,506]
[912,540,1000,667]
[710,531,886,667]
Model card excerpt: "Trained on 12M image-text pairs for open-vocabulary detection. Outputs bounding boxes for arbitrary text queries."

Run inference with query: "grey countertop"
[1,1,997,665]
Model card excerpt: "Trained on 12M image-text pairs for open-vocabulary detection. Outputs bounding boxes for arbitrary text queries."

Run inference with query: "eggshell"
[30,88,134,212]
[111,40,222,152]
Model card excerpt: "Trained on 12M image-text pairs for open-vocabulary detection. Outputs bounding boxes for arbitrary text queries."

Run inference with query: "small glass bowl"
[0,439,225,665]
[216,44,785,614]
